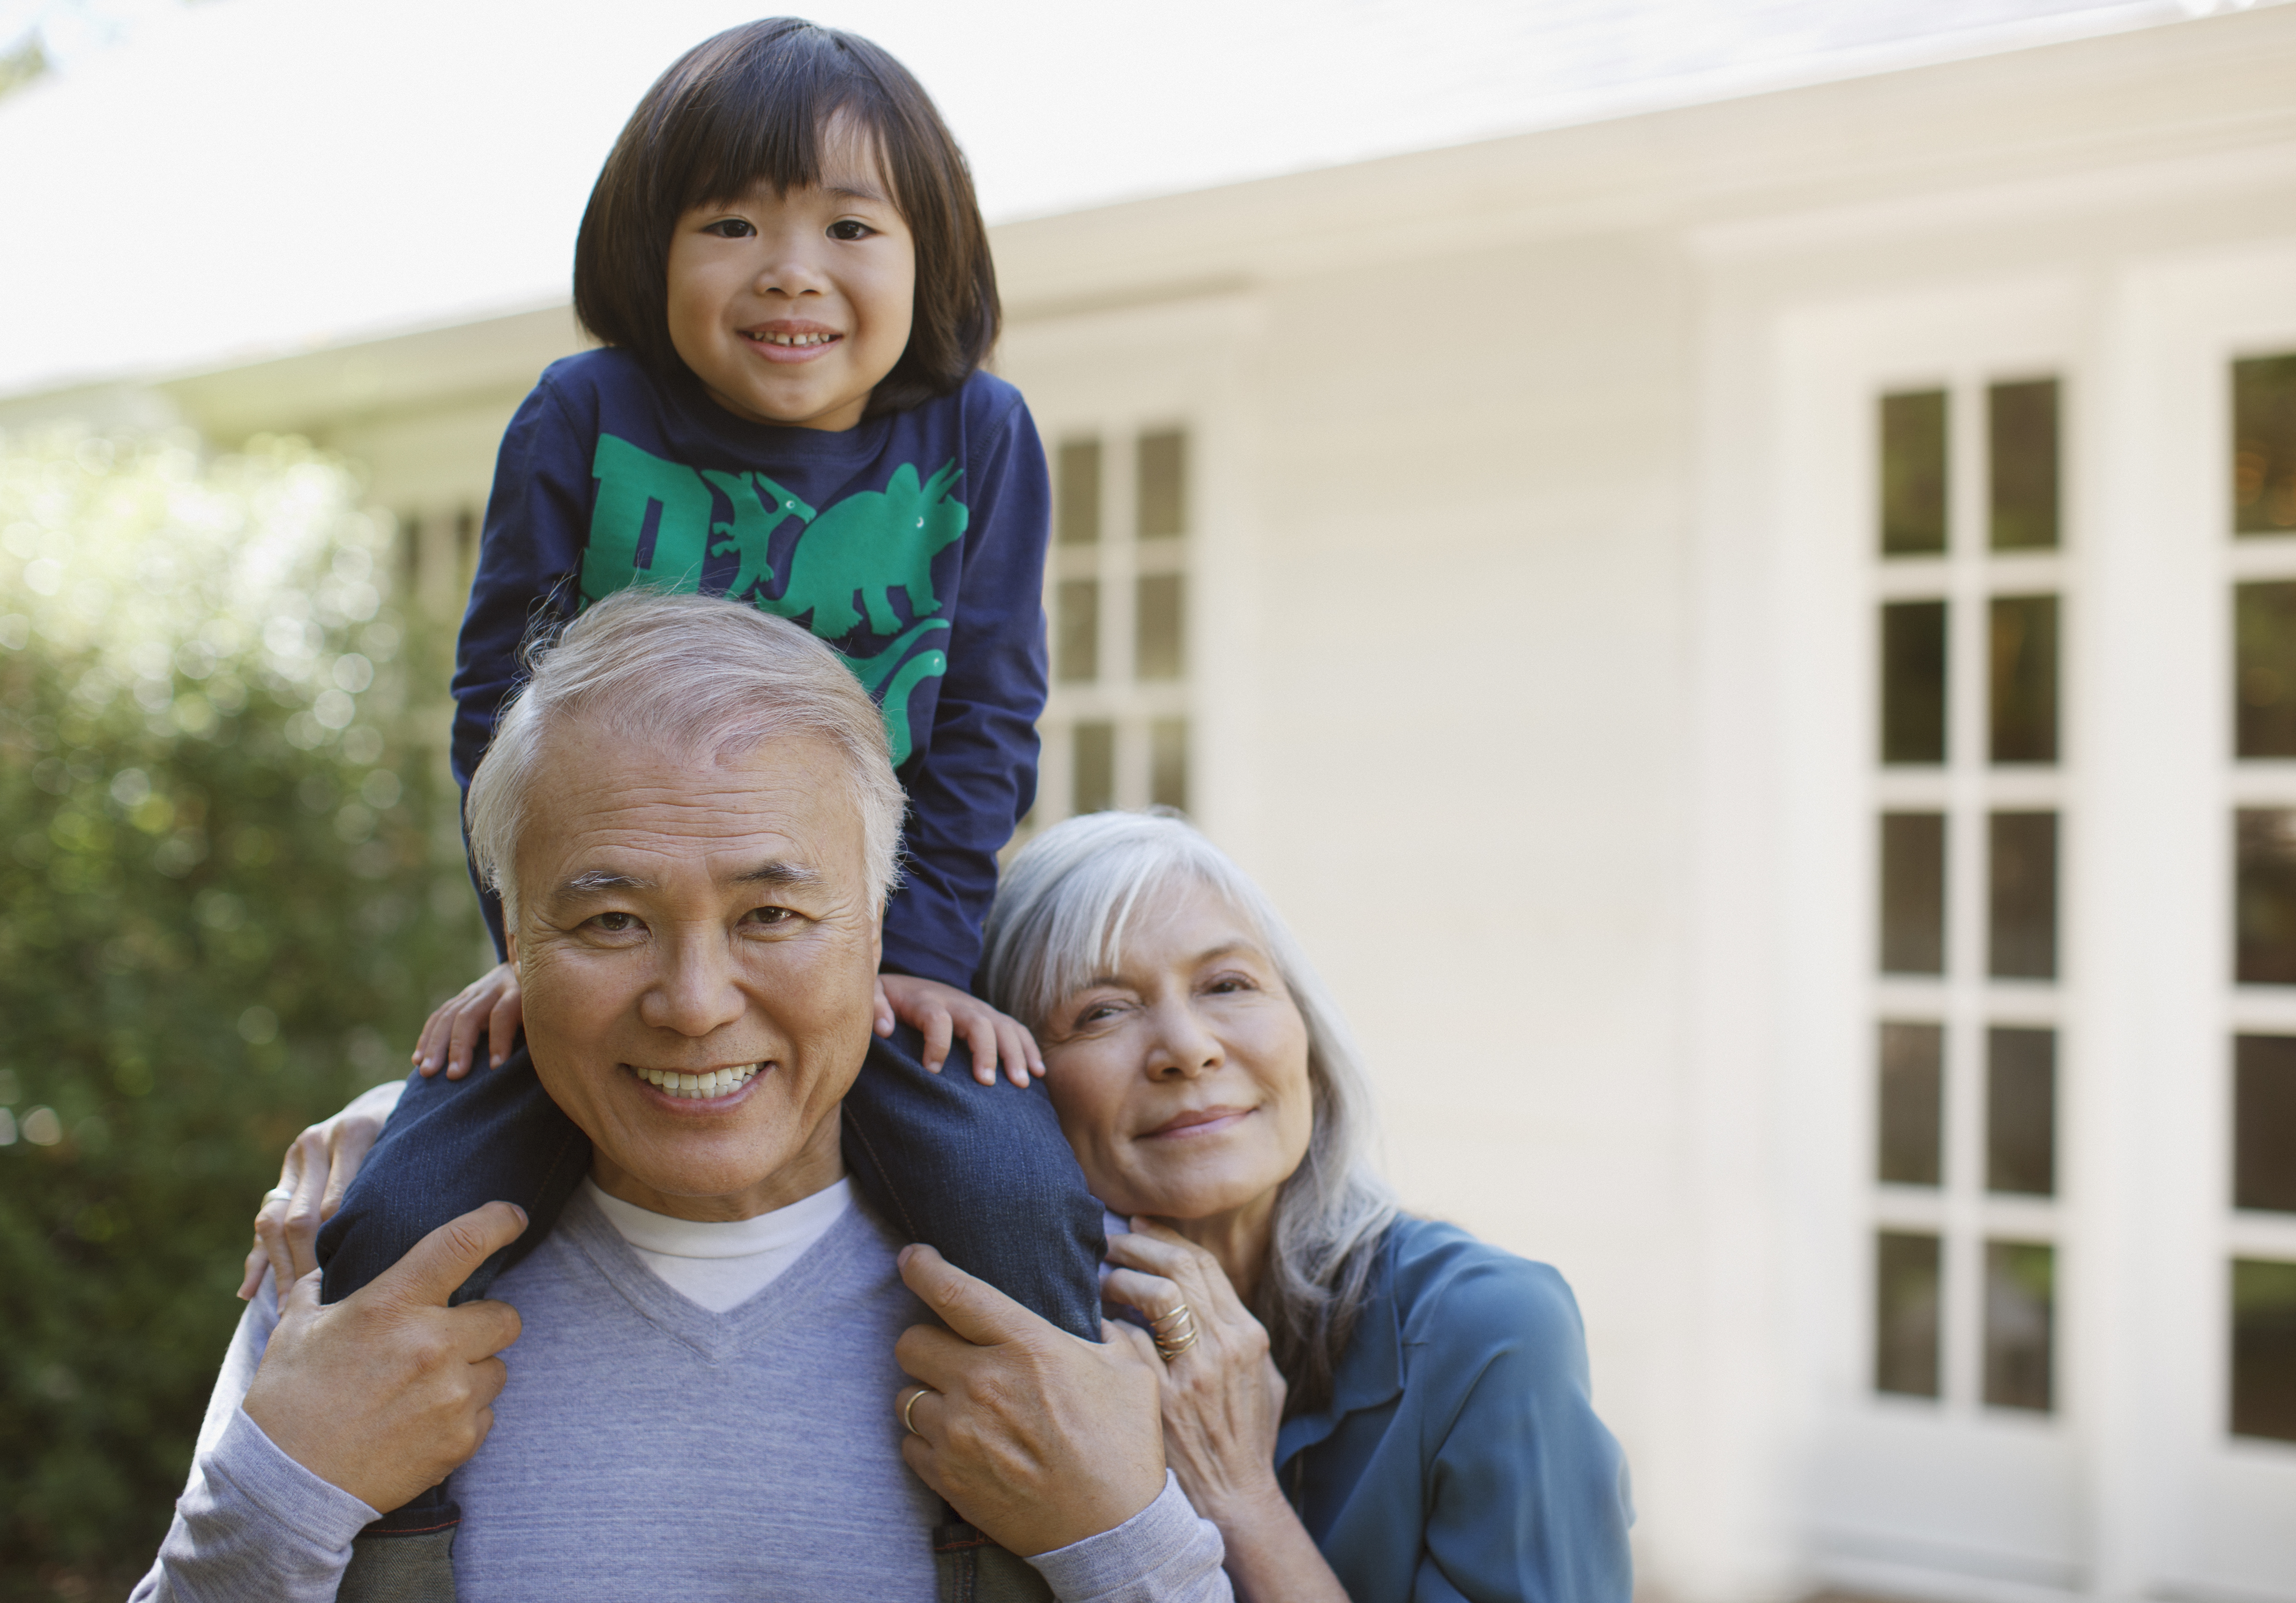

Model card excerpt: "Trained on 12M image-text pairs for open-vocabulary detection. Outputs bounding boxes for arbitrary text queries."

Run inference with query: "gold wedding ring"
[901,1386,932,1436]
[1150,1302,1199,1362]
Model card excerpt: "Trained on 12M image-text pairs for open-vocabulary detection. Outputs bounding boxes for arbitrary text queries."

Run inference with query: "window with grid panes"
[1027,428,1191,837]
[2225,351,2296,1445]
[1871,377,2064,1414]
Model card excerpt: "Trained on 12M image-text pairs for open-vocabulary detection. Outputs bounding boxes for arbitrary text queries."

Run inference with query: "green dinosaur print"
[769,460,968,637]
[875,647,949,767]
[699,466,812,603]
[580,433,964,766]
[847,618,955,695]
[581,433,717,601]
[583,436,812,605]
[847,619,952,765]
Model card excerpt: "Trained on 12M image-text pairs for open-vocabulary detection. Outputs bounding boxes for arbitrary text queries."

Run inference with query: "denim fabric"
[837,1026,1106,1342]
[316,1044,587,1311]
[317,1021,1103,1320]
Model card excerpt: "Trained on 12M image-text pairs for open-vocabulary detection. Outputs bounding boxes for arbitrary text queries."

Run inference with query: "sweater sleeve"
[1027,1472,1233,1603]
[450,377,593,959]
[1410,1261,1635,1603]
[127,1282,381,1603]
[877,396,1051,989]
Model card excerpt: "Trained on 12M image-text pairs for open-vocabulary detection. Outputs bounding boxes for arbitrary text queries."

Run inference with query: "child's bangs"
[670,60,903,219]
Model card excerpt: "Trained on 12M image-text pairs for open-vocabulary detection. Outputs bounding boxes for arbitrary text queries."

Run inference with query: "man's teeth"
[748,331,835,347]
[638,1064,760,1099]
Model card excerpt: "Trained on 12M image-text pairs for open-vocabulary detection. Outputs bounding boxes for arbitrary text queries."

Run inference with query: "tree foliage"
[0,426,479,1600]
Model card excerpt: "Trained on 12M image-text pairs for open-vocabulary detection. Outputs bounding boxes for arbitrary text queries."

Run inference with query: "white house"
[6,2,2296,1597]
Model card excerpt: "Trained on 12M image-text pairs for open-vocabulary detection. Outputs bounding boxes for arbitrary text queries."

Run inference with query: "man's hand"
[895,1245,1165,1557]
[242,1202,528,1515]
[876,974,1043,1087]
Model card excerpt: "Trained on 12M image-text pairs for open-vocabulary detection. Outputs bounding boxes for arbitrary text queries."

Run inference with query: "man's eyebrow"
[548,862,818,899]
[555,869,652,899]
[731,860,821,888]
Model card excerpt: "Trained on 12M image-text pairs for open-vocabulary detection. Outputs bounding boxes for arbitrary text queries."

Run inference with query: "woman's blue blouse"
[1274,1217,1634,1603]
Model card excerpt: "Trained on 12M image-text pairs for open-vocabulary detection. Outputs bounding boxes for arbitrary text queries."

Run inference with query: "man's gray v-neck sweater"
[447,1186,942,1597]
[131,1185,1230,1603]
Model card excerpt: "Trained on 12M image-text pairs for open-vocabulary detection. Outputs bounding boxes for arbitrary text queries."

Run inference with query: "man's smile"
[626,1062,764,1101]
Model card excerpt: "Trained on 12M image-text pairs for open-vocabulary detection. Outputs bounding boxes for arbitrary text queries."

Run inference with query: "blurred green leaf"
[0,34,47,102]
[0,424,479,1598]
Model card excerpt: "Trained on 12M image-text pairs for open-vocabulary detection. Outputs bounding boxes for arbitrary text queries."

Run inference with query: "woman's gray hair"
[980,809,1401,1415]
[465,588,906,920]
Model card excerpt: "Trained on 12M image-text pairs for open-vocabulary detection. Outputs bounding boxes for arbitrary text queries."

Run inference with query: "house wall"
[1234,228,1699,1574]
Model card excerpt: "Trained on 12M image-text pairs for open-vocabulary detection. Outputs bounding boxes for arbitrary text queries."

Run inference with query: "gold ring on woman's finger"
[1150,1303,1200,1361]
[1148,1301,1193,1333]
[900,1386,934,1437]
[1148,1313,1203,1350]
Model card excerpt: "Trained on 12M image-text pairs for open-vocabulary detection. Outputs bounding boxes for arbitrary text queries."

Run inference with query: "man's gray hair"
[466,589,906,920]
[979,809,1400,1416]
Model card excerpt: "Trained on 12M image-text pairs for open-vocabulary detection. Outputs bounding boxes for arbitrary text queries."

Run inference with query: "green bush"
[0,427,480,1600]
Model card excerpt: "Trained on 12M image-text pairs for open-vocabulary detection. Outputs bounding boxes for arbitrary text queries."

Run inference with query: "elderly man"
[133,591,1227,1602]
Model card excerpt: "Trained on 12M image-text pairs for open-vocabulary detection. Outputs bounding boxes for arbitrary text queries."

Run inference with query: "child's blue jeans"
[314,1022,1107,1530]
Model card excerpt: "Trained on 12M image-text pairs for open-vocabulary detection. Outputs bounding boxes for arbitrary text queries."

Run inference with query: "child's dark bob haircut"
[573,18,998,418]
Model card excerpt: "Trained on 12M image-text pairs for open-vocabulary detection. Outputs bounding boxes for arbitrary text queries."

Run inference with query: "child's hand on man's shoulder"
[877,974,1043,1088]
[415,961,524,1080]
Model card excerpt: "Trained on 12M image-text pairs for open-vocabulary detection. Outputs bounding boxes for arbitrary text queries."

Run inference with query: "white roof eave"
[0,0,2260,405]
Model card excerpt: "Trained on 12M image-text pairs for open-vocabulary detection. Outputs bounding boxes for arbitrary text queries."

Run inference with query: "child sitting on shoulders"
[296,17,1107,1530]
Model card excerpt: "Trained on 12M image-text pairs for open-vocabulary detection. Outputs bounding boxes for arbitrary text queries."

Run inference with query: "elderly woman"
[252,808,1631,1599]
[974,810,1634,1602]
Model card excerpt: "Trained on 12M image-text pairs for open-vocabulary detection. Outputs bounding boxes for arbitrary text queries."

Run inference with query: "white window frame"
[1767,275,2090,1591]
[1870,368,2072,1426]
[2138,238,2296,1595]
[1725,241,2296,1599]
[996,292,1262,852]
[1036,421,1193,822]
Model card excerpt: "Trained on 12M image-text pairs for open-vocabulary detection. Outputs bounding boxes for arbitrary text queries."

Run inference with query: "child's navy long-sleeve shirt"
[451,348,1050,989]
